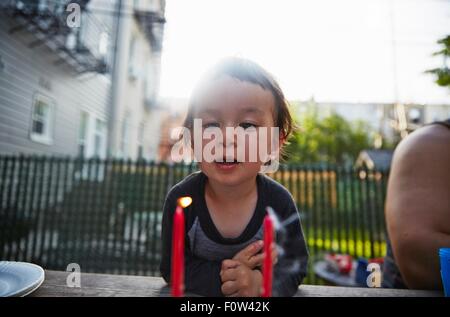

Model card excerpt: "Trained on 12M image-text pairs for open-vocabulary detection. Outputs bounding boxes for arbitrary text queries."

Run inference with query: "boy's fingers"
[221,267,238,283]
[234,240,263,259]
[252,240,264,254]
[249,253,264,267]
[249,249,278,267]
[221,281,238,295]
[222,259,240,271]
[272,248,278,264]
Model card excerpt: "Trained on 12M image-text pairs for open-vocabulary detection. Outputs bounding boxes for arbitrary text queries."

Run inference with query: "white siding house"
[108,0,166,160]
[0,0,113,157]
[0,0,166,160]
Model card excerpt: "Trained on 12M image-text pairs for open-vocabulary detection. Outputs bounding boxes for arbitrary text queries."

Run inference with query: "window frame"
[94,118,107,159]
[77,110,90,156]
[29,93,55,145]
[120,113,131,158]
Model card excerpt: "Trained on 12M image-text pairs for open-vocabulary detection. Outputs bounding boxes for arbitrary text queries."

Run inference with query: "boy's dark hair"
[183,57,294,141]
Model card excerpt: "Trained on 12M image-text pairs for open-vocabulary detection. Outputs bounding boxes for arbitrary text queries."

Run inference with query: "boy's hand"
[220,260,262,297]
[232,240,278,270]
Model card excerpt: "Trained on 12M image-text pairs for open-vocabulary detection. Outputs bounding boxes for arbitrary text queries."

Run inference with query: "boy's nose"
[219,127,237,147]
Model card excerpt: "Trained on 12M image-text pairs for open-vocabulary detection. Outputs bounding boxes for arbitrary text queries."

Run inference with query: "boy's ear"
[279,134,286,147]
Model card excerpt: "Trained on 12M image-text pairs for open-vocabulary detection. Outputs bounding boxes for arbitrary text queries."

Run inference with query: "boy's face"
[193,75,279,187]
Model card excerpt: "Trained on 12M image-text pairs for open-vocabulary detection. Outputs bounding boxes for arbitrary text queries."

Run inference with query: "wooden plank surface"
[294,284,442,297]
[28,270,443,297]
[30,271,171,297]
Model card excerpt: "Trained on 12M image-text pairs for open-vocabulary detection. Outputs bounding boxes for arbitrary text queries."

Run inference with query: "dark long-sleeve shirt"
[160,171,309,296]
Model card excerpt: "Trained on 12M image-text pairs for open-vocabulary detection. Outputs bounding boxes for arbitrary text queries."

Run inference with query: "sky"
[159,0,450,105]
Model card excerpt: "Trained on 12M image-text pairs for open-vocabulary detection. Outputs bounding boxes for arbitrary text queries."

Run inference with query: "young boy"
[160,57,308,296]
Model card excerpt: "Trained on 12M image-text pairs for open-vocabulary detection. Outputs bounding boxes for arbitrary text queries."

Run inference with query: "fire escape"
[133,9,166,55]
[133,8,166,109]
[2,0,109,74]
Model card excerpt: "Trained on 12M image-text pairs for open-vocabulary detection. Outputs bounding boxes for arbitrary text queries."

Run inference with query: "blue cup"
[355,258,369,287]
[439,248,450,297]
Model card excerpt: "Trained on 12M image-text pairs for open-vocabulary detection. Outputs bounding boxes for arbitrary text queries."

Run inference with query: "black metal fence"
[0,155,389,284]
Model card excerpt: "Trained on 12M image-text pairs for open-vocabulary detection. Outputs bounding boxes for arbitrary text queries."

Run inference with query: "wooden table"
[29,270,443,297]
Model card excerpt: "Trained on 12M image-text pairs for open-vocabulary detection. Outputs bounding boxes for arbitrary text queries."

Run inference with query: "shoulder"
[389,124,450,188]
[259,173,296,213]
[386,124,450,228]
[393,124,450,168]
[259,173,292,198]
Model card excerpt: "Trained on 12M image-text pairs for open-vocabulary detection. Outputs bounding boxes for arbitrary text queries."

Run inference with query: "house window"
[78,111,107,159]
[94,119,107,158]
[98,32,109,58]
[78,111,89,156]
[128,36,139,80]
[30,95,54,145]
[75,112,107,181]
[144,61,155,103]
[120,114,130,158]
[78,10,88,47]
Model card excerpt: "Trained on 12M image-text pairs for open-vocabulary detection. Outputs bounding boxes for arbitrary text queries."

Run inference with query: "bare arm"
[385,125,450,290]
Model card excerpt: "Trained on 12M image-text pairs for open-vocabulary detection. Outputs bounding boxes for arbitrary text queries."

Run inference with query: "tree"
[285,105,372,165]
[425,35,450,88]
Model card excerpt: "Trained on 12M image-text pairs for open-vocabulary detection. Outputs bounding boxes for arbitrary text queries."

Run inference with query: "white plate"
[0,261,45,297]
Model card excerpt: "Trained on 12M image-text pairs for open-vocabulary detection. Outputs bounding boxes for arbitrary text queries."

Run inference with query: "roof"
[356,149,394,170]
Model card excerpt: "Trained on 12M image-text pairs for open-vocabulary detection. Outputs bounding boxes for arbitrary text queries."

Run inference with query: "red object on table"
[336,255,352,274]
[171,197,192,297]
[325,253,353,274]
[262,214,274,297]
[369,257,384,265]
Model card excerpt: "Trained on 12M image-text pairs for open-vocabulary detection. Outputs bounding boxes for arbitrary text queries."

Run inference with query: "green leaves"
[285,106,372,164]
[425,35,450,88]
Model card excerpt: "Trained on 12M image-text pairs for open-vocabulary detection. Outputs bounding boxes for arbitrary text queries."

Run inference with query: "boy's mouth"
[214,158,241,170]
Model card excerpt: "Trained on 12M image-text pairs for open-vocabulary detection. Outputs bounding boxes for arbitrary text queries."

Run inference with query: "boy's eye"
[239,122,258,130]
[203,122,220,129]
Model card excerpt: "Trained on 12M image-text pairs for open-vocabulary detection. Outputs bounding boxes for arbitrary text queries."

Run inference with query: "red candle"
[262,213,274,297]
[171,196,192,297]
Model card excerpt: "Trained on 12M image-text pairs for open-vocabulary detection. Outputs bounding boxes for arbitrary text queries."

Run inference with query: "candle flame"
[178,196,192,208]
